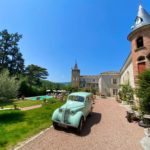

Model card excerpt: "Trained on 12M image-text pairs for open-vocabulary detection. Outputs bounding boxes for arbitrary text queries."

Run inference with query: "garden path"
[20,104,42,111]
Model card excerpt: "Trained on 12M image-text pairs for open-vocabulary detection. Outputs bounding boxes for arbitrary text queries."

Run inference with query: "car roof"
[69,92,92,97]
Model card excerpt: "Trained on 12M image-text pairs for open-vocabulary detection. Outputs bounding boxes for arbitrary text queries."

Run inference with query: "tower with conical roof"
[71,62,80,88]
[128,4,150,83]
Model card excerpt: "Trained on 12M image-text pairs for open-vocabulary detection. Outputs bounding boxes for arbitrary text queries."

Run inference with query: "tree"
[0,69,20,101]
[137,69,150,114]
[9,48,24,76]
[25,64,48,86]
[0,29,24,75]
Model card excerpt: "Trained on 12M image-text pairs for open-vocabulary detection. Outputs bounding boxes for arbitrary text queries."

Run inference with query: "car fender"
[51,108,59,121]
[71,111,84,127]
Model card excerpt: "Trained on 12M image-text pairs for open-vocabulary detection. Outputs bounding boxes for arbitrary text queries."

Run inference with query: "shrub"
[137,69,150,114]
[119,84,134,104]
[0,70,20,101]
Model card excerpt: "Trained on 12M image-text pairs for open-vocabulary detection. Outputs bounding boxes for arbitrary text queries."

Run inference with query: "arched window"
[126,71,129,83]
[136,37,144,48]
[137,56,145,62]
[137,56,146,74]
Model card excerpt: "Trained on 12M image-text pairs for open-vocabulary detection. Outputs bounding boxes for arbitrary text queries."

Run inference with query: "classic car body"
[52,92,93,132]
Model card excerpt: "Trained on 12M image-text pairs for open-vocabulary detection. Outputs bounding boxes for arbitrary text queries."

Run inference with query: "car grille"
[63,109,70,123]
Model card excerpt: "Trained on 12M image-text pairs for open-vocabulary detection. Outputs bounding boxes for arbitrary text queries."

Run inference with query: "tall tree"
[9,48,24,76]
[0,29,24,75]
[25,64,49,86]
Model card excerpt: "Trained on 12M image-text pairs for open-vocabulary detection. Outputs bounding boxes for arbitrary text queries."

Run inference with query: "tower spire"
[74,61,79,70]
[131,3,150,30]
[139,0,142,5]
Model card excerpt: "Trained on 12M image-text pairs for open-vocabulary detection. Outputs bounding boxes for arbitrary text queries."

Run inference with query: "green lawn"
[0,99,64,150]
[0,99,43,109]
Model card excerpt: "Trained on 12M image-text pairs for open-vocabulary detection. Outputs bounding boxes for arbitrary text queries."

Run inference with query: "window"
[135,17,143,25]
[113,89,118,96]
[137,56,145,62]
[113,78,117,84]
[136,37,144,48]
[125,71,130,83]
[68,95,84,102]
[137,56,146,74]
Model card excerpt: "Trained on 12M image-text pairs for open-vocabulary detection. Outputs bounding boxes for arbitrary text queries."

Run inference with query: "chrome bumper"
[53,120,77,128]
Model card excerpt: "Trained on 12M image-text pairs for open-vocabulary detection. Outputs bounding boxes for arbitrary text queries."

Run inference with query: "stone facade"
[99,72,120,97]
[80,75,99,89]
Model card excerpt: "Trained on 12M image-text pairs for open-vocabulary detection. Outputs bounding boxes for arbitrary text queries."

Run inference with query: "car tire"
[77,117,84,134]
[53,122,59,129]
[88,107,93,117]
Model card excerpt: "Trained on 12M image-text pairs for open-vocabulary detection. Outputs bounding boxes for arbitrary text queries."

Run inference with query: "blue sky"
[0,0,149,82]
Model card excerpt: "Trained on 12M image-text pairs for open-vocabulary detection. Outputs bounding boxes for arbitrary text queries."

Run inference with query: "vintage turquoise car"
[52,92,93,133]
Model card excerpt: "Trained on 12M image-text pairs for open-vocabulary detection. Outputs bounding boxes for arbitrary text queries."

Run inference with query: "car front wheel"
[53,122,59,129]
[77,117,84,134]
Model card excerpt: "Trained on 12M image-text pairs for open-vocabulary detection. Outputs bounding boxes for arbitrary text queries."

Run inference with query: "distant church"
[71,63,99,90]
[71,4,150,97]
[71,63,120,97]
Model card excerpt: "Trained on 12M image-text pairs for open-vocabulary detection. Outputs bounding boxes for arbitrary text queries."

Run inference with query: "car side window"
[78,96,84,102]
[89,96,92,100]
[89,96,93,101]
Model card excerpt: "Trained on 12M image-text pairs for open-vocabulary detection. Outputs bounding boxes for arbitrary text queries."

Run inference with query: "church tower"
[128,4,150,83]
[71,63,80,88]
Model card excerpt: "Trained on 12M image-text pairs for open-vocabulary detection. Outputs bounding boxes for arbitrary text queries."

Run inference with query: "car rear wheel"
[77,117,84,134]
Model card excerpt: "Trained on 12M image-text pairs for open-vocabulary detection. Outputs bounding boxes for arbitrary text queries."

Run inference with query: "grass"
[0,99,43,109]
[0,98,64,150]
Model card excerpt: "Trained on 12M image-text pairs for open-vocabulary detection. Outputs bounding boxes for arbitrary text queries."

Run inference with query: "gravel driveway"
[18,98,144,150]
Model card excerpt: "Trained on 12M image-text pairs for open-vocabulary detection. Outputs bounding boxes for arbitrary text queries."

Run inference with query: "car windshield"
[68,95,84,102]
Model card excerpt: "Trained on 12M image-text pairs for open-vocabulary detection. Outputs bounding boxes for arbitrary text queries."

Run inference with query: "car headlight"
[59,108,63,113]
[70,110,76,115]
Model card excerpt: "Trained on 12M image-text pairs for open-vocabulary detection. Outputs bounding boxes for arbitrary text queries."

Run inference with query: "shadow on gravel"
[55,112,102,137]
[81,112,102,136]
